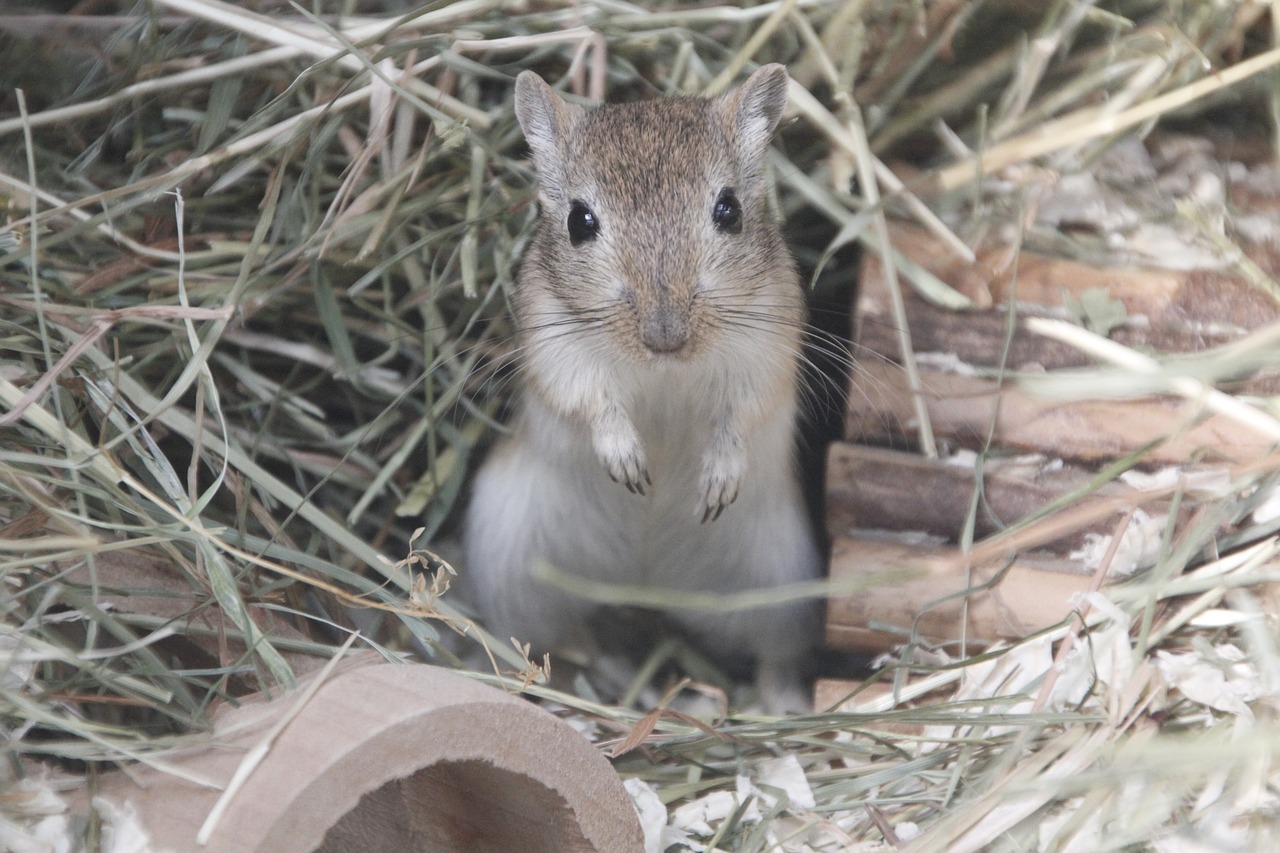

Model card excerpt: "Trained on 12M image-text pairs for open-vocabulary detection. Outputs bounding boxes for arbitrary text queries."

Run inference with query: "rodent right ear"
[514,71,580,204]
[721,63,791,181]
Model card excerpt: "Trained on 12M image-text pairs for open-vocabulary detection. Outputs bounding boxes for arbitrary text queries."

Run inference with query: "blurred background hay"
[3,1,1280,849]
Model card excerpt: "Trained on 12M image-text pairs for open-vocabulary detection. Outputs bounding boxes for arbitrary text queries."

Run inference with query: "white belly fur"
[462,381,822,669]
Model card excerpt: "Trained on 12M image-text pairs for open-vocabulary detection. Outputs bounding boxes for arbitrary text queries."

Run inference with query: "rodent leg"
[591,402,650,494]
[756,657,813,715]
[698,420,745,522]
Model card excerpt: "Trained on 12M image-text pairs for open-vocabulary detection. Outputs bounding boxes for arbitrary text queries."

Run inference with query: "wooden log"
[846,360,1275,465]
[823,442,1142,552]
[69,657,644,853]
[865,220,1278,326]
[857,221,1280,371]
[825,537,1094,653]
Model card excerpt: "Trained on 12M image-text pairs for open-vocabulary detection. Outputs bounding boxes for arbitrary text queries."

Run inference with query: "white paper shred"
[0,815,72,853]
[93,798,156,853]
[623,778,667,853]
[753,755,816,811]
[1155,644,1259,720]
[671,788,761,838]
[0,777,72,853]
[924,593,1138,748]
[1118,467,1233,498]
[1069,508,1166,576]
[1067,593,1135,700]
[920,635,1054,743]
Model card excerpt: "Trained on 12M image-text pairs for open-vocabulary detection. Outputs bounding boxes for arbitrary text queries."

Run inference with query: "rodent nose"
[640,305,689,354]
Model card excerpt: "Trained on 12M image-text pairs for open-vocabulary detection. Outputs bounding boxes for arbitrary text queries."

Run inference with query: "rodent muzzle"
[639,303,690,354]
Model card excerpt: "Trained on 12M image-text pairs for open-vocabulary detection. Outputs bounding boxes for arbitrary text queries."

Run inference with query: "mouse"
[461,64,823,712]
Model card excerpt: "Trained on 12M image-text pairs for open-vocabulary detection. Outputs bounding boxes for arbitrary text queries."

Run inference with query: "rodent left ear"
[514,71,580,204]
[723,64,790,164]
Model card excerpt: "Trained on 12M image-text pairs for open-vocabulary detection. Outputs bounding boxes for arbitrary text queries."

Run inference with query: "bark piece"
[826,537,1093,653]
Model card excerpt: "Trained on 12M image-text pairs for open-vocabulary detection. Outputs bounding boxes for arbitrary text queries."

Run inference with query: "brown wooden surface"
[856,222,1280,392]
[828,216,1278,659]
[823,443,1150,552]
[862,221,1280,333]
[846,360,1275,465]
[67,659,644,853]
[826,537,1095,653]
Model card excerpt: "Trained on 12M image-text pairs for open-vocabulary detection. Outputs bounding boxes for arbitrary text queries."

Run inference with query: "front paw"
[698,442,745,523]
[593,407,650,495]
[605,446,651,494]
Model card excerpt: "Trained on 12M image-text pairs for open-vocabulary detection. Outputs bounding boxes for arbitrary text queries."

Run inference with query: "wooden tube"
[74,659,644,853]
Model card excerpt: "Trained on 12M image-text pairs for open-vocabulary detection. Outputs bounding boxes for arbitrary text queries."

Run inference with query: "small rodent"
[462,64,822,711]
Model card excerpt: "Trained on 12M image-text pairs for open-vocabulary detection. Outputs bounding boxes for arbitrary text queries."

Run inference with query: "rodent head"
[512,65,801,367]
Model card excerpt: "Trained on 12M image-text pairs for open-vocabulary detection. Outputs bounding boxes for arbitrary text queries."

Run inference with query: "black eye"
[712,188,742,234]
[567,200,599,246]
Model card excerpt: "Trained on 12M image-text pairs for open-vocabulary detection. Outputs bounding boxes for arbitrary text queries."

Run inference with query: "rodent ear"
[721,63,790,175]
[514,71,580,204]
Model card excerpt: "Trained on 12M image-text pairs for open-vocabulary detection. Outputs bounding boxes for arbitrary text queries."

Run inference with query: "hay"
[3,1,1280,849]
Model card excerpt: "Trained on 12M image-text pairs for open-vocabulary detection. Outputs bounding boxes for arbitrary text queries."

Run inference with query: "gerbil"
[462,64,822,711]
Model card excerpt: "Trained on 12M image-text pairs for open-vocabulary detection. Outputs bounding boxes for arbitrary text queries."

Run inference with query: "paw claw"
[604,451,649,495]
[697,477,739,522]
[697,433,744,522]
[609,455,648,495]
[593,405,648,497]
